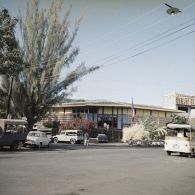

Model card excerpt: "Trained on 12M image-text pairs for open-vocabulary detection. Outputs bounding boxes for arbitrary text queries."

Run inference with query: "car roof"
[61,130,82,132]
[0,119,28,126]
[28,131,45,134]
[167,124,195,130]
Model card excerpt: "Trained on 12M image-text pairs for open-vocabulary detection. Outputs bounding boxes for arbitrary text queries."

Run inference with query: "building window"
[177,106,188,113]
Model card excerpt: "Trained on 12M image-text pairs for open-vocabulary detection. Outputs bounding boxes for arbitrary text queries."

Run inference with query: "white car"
[25,131,51,148]
[53,130,83,144]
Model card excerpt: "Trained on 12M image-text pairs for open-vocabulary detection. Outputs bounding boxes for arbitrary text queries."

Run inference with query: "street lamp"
[165,3,182,16]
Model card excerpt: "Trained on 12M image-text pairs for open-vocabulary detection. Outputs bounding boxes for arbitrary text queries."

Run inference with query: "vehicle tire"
[47,143,50,148]
[166,151,171,156]
[188,149,194,158]
[179,152,184,156]
[70,138,76,144]
[10,142,19,151]
[39,142,43,148]
[53,137,58,144]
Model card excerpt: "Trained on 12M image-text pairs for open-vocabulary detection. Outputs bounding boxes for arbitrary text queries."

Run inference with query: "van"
[0,119,28,150]
[164,124,195,157]
[53,130,83,144]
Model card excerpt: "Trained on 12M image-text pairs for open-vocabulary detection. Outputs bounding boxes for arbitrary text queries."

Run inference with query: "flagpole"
[131,97,135,126]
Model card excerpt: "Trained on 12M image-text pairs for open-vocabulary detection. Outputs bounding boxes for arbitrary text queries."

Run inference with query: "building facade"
[161,93,195,124]
[38,100,183,141]
[41,100,182,128]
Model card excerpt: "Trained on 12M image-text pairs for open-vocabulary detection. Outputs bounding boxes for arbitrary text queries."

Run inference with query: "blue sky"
[1,0,195,106]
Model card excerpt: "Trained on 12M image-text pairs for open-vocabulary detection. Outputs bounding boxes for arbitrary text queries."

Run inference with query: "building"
[40,100,183,141]
[161,93,195,124]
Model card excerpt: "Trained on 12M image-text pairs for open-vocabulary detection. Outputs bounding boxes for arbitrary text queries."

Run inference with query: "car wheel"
[53,137,58,144]
[188,149,194,158]
[179,152,184,156]
[166,151,171,156]
[39,142,43,148]
[70,138,76,144]
[10,142,19,151]
[47,143,50,148]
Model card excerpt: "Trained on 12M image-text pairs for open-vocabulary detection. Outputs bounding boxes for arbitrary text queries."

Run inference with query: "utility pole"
[6,76,14,118]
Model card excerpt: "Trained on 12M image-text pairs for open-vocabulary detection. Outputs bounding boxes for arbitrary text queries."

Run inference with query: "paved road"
[0,144,195,195]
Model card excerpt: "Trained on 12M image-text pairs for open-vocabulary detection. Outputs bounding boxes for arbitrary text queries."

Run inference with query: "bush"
[122,124,149,142]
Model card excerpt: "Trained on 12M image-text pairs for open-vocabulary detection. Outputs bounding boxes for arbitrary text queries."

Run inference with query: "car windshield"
[98,134,107,137]
[29,132,40,137]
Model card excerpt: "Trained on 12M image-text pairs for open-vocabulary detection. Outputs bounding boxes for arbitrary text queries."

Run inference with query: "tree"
[0,8,23,117]
[169,114,188,124]
[141,118,167,140]
[0,9,22,76]
[60,119,95,133]
[11,0,99,129]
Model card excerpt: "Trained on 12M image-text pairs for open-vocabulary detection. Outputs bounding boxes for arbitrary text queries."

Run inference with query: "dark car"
[97,134,108,143]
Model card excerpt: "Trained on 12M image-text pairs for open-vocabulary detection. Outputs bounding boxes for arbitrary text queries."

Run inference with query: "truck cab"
[164,124,195,157]
[0,119,28,150]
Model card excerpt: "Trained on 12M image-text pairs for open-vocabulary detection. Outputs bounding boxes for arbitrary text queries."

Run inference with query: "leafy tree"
[44,120,61,129]
[139,118,167,140]
[0,8,23,117]
[0,9,22,76]
[0,76,9,117]
[60,119,95,133]
[10,0,99,129]
[169,114,188,124]
[43,120,61,135]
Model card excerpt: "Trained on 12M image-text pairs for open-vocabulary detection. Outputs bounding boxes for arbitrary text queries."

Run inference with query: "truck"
[53,130,83,144]
[0,119,28,150]
[164,124,195,157]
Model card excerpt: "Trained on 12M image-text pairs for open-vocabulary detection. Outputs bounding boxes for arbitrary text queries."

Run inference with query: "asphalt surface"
[0,143,195,195]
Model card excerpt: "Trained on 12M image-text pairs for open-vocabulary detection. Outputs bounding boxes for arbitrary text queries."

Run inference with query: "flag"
[131,98,135,122]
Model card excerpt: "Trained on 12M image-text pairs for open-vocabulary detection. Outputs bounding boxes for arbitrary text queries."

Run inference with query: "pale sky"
[1,0,195,106]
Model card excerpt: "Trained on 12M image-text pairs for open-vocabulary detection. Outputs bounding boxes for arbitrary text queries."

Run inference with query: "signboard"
[176,96,195,106]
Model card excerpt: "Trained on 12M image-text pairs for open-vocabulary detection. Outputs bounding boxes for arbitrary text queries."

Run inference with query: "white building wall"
[161,93,177,109]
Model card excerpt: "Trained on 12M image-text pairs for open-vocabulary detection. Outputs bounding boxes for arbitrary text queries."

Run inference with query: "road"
[0,143,195,195]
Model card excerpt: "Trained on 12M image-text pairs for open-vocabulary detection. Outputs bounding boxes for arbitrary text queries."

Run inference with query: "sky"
[1,0,195,106]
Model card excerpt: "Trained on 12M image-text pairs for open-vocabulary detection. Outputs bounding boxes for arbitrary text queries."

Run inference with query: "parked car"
[96,134,108,143]
[149,140,164,147]
[25,131,51,148]
[52,130,83,144]
[128,139,149,147]
[38,128,53,140]
[0,119,28,150]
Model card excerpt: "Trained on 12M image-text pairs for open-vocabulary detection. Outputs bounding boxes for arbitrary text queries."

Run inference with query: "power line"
[31,21,195,79]
[98,17,195,63]
[81,4,164,48]
[80,1,195,59]
[100,20,195,65]
[81,0,195,49]
[32,3,165,67]
[23,1,195,76]
[102,29,195,67]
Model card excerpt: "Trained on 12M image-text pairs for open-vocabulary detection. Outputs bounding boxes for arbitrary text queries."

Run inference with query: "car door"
[64,131,70,142]
[58,131,66,141]
[41,133,48,146]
